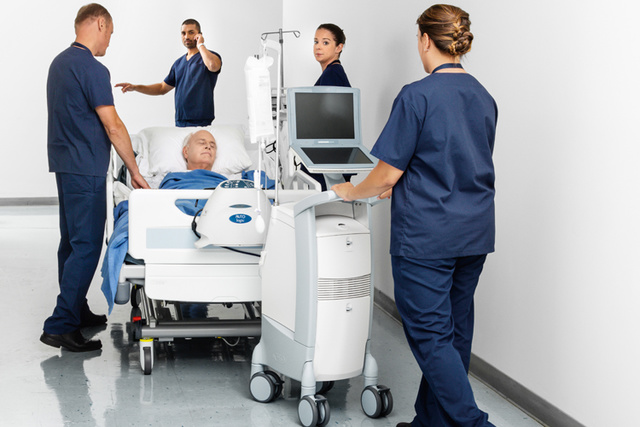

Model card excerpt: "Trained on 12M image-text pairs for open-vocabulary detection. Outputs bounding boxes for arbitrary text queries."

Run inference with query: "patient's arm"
[96,105,150,189]
[115,81,174,96]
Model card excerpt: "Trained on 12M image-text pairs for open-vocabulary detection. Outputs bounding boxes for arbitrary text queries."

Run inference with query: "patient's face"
[184,130,217,170]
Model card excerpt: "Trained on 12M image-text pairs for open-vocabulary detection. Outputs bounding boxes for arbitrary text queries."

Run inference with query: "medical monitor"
[287,86,376,173]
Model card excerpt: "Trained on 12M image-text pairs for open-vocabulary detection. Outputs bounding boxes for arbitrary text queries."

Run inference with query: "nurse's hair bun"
[417,4,473,57]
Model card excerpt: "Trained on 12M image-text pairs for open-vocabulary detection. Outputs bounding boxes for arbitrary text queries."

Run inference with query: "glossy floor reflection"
[0,205,541,427]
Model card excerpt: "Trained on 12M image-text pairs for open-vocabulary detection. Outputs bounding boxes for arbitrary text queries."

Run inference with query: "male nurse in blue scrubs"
[41,3,149,352]
[116,19,222,127]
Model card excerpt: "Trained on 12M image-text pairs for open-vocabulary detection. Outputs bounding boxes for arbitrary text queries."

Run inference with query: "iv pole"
[260,29,299,206]
[261,29,300,89]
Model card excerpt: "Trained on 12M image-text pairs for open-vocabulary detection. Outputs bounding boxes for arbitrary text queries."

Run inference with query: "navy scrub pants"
[392,255,494,427]
[43,173,106,334]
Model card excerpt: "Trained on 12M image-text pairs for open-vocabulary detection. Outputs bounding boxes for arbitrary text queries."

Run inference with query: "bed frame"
[105,127,319,374]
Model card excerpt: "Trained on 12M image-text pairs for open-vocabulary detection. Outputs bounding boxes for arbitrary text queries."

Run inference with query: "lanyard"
[431,63,463,74]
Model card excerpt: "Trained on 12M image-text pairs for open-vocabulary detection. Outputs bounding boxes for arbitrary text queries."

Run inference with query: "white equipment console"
[250,192,392,426]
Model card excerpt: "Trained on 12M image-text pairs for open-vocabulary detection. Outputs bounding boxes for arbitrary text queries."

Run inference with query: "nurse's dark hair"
[417,4,473,56]
[74,3,112,28]
[182,19,201,33]
[317,23,346,58]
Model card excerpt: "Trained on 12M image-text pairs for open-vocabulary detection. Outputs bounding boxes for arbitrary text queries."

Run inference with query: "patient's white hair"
[182,133,193,164]
[183,132,195,148]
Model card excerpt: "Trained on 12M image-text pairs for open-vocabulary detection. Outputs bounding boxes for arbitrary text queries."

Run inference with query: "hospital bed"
[105,124,319,374]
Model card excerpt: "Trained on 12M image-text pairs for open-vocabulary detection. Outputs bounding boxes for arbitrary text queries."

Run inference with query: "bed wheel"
[140,339,154,375]
[143,347,152,375]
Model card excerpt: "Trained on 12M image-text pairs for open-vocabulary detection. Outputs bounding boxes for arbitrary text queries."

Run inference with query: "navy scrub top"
[371,73,498,259]
[47,43,114,177]
[165,50,222,127]
[315,60,350,87]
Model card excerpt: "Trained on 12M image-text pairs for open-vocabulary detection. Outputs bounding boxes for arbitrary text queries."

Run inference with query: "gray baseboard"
[373,289,584,427]
[469,355,584,427]
[0,197,58,206]
[374,288,401,321]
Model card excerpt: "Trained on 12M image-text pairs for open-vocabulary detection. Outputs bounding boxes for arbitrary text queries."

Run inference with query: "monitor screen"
[294,93,355,140]
[301,147,373,165]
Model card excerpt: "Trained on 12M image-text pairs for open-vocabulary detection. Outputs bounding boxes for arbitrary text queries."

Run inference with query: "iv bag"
[245,56,275,144]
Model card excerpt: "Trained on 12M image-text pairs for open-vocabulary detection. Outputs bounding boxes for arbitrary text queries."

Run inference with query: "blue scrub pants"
[392,255,494,427]
[43,173,106,334]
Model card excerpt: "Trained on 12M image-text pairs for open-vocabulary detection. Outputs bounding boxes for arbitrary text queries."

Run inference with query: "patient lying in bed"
[101,130,273,312]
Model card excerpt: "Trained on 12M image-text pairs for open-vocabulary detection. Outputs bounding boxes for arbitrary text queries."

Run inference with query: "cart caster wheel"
[379,386,393,417]
[298,395,330,427]
[264,370,283,399]
[316,380,334,395]
[140,338,154,375]
[361,385,392,418]
[250,371,281,403]
[316,396,331,427]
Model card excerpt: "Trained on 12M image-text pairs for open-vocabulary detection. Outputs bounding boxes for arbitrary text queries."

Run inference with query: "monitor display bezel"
[286,86,376,173]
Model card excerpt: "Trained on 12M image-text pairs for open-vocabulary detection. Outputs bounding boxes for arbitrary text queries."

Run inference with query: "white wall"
[470,2,640,425]
[0,0,282,198]
[3,0,640,425]
[285,1,640,426]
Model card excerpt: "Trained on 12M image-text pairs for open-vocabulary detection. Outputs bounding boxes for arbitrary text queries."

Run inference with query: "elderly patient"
[183,129,217,170]
[159,129,270,191]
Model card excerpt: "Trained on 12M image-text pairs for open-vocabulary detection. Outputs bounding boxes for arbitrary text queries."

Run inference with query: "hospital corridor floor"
[0,205,541,427]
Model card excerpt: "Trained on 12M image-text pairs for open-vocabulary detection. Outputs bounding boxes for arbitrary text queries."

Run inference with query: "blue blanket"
[100,169,273,313]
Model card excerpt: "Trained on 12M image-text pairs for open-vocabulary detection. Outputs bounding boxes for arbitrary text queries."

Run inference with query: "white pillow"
[209,125,252,177]
[134,125,252,186]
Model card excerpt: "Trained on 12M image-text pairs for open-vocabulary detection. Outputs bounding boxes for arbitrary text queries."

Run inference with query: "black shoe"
[80,310,107,328]
[40,330,102,352]
[396,423,412,427]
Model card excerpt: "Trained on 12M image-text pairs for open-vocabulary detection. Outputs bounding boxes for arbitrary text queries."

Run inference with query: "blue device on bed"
[219,179,255,189]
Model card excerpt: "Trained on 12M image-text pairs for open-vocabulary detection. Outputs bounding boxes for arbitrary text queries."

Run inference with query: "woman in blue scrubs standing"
[304,23,352,189]
[332,5,497,427]
[314,23,350,87]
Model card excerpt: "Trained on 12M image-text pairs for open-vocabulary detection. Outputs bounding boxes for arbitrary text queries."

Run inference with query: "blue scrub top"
[315,60,350,87]
[47,43,114,176]
[304,59,353,190]
[165,50,222,127]
[371,73,498,259]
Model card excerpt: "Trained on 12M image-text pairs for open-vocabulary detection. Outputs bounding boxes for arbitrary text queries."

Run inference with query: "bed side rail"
[127,188,257,264]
